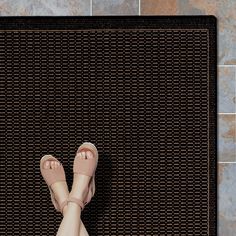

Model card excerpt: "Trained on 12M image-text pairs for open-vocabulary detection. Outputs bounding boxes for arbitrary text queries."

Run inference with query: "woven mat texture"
[0,16,217,235]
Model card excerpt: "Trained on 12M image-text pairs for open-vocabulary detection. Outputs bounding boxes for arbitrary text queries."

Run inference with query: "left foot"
[43,160,69,214]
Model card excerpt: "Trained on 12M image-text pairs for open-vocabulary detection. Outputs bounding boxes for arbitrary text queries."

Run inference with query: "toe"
[53,161,58,169]
[77,152,82,159]
[44,161,50,169]
[81,151,86,159]
[51,161,56,169]
[86,151,94,159]
[55,161,60,168]
[49,161,53,169]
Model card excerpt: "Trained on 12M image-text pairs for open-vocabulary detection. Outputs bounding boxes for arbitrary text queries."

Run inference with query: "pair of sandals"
[40,142,99,213]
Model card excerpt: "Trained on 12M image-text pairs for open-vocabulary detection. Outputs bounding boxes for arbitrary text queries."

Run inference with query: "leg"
[79,223,89,236]
[60,203,89,236]
[55,150,94,236]
[56,202,82,236]
[43,160,89,236]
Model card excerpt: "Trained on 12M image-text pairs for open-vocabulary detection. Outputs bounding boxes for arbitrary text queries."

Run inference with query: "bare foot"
[69,150,95,204]
[43,160,69,215]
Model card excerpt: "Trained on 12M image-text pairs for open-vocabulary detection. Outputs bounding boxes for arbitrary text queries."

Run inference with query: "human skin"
[43,150,94,236]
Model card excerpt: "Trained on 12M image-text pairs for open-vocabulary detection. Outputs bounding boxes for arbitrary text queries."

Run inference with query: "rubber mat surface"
[0,16,217,235]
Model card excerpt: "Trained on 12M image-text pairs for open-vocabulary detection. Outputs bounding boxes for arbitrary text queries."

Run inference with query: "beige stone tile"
[218,67,236,113]
[93,0,139,15]
[0,0,90,16]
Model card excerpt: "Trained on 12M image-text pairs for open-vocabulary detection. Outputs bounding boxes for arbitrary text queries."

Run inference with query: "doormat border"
[0,16,217,235]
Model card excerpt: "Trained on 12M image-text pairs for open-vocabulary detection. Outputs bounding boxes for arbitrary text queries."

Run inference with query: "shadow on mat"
[82,151,112,235]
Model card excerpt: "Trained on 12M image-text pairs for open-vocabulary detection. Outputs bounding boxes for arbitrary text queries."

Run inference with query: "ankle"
[67,201,82,212]
[62,205,68,216]
[71,174,90,198]
[70,185,89,201]
[54,193,68,208]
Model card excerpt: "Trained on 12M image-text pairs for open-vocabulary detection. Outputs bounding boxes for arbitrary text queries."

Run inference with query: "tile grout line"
[139,0,141,15]
[219,162,236,164]
[218,113,236,115]
[218,65,236,67]
[219,69,236,165]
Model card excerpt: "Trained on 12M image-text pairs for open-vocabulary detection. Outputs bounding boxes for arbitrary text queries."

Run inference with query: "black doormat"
[0,16,217,235]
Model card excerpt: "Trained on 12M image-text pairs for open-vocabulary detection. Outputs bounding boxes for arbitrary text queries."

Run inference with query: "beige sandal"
[40,155,68,213]
[67,142,99,210]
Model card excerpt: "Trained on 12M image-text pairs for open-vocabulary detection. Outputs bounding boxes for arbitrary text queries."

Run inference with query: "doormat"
[0,16,217,235]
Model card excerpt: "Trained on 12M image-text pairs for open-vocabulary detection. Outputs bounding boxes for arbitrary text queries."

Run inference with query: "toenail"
[45,161,49,167]
[81,152,86,158]
[87,151,93,159]
[51,162,55,169]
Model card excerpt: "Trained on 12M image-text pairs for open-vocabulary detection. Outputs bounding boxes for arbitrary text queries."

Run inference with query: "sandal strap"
[74,148,98,177]
[67,196,85,210]
[40,156,66,187]
[59,200,68,213]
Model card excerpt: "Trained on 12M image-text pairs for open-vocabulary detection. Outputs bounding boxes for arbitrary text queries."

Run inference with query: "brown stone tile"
[218,163,236,235]
[142,0,236,64]
[141,0,178,15]
[178,0,218,15]
[218,163,225,184]
[218,114,236,162]
[93,0,139,15]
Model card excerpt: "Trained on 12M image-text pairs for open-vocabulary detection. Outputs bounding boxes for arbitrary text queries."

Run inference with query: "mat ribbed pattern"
[0,16,217,235]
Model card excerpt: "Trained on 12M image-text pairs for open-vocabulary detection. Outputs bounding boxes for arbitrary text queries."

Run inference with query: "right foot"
[69,150,95,204]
